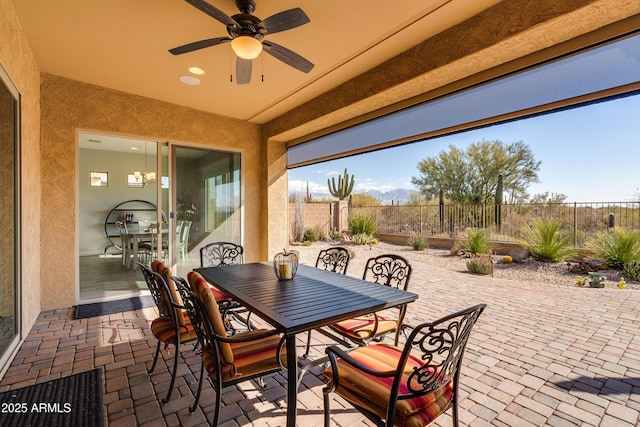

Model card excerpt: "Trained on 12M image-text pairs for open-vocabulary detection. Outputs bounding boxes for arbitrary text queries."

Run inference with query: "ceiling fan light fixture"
[231,35,263,60]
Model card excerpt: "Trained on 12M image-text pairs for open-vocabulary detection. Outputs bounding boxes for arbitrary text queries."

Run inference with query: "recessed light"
[179,75,201,86]
[189,67,205,75]
[130,147,139,151]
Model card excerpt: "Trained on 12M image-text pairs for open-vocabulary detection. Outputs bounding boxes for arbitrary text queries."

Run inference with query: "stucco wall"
[40,74,266,310]
[0,0,42,338]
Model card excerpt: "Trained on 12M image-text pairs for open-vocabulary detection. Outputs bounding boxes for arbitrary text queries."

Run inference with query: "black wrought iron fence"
[352,202,640,247]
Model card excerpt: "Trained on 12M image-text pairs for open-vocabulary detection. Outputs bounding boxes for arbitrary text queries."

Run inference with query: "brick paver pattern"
[2,243,640,426]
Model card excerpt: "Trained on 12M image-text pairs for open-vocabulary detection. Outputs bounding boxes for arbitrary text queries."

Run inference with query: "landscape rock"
[508,248,530,263]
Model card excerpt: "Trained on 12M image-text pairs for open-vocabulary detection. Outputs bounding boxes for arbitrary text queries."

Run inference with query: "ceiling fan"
[169,0,314,84]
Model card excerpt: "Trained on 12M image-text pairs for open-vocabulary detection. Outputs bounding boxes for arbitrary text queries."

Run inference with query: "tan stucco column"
[266,138,289,259]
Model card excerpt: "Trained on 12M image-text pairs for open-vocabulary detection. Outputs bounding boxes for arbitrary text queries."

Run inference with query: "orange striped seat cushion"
[150,313,197,345]
[329,314,398,340]
[202,329,286,382]
[324,343,453,427]
[187,271,232,303]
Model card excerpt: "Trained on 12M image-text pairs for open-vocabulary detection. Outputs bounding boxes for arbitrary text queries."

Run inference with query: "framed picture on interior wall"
[127,173,143,188]
[90,171,108,187]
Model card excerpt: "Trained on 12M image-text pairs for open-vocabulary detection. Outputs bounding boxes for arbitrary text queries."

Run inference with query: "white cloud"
[288,180,325,194]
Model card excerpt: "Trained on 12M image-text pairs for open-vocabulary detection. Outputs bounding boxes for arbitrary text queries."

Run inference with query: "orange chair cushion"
[324,343,453,427]
[202,329,286,382]
[187,271,232,303]
[329,314,398,341]
[150,314,197,345]
[159,266,187,328]
[151,260,166,274]
[198,284,235,365]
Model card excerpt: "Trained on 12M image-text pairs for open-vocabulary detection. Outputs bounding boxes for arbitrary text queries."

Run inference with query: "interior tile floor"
[4,245,640,426]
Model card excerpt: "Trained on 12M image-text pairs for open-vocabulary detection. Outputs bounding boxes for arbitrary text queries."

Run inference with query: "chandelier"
[133,141,156,186]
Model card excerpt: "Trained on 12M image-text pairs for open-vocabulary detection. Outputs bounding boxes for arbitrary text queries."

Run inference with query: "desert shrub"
[409,234,428,251]
[303,225,323,243]
[352,233,374,245]
[458,228,491,255]
[466,255,493,275]
[348,212,376,236]
[587,228,640,269]
[518,220,577,263]
[623,259,640,281]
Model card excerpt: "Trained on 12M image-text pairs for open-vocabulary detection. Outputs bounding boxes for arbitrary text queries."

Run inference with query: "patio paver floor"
[2,242,640,426]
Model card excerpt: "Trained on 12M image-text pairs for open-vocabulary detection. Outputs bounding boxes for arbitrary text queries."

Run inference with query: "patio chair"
[328,254,413,347]
[323,304,487,427]
[138,261,198,404]
[315,246,351,274]
[200,241,244,267]
[173,272,287,426]
[303,246,352,357]
[199,242,254,332]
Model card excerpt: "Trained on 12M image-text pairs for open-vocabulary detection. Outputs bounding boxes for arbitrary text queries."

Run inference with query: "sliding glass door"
[172,146,241,275]
[0,65,20,371]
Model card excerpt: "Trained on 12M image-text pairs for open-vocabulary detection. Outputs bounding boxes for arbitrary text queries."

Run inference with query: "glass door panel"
[172,146,241,275]
[0,65,20,371]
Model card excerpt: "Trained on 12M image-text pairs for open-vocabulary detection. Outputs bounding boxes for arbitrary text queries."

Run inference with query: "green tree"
[411,139,541,204]
[351,193,381,207]
[529,192,568,205]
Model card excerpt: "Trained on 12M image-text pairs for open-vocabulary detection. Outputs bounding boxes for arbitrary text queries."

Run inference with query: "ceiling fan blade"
[262,8,310,35]
[236,58,252,85]
[262,41,314,73]
[169,37,231,55]
[185,0,237,27]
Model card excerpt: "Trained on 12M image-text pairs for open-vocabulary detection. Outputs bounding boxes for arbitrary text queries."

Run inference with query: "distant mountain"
[292,188,415,205]
[365,189,414,205]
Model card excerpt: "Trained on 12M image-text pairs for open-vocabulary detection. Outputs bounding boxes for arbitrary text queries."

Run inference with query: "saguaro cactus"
[328,168,355,200]
[495,174,503,230]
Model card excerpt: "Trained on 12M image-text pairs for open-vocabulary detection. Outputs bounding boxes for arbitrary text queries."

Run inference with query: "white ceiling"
[12,0,501,126]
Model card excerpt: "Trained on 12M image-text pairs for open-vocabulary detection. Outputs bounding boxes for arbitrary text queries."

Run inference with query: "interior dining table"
[195,262,419,427]
[123,224,168,269]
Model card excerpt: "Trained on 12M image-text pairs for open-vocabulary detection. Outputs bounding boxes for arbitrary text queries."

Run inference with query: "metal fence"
[352,202,640,247]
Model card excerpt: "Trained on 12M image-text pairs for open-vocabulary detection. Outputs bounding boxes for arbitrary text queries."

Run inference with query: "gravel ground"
[289,240,640,291]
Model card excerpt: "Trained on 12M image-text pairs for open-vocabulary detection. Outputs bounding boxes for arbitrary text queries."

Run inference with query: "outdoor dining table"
[195,262,419,427]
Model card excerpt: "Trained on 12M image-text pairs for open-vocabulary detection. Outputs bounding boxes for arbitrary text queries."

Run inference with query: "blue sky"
[288,94,640,203]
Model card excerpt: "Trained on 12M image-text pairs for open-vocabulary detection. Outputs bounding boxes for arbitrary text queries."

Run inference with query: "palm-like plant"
[518,220,576,263]
[587,228,640,269]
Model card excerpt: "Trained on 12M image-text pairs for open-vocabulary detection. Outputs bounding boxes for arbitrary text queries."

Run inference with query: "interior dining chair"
[116,221,131,268]
[139,261,198,404]
[177,220,192,262]
[173,272,287,426]
[303,246,352,357]
[323,304,487,427]
[328,254,413,347]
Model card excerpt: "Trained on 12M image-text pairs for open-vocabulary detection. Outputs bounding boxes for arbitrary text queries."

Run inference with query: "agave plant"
[518,219,577,263]
[587,228,640,269]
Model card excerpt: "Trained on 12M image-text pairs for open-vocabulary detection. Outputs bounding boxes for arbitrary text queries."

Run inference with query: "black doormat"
[74,295,155,319]
[0,368,103,427]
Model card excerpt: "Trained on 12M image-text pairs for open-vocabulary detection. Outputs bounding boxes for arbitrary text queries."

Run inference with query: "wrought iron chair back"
[138,262,197,404]
[315,246,351,274]
[362,254,412,291]
[173,275,286,426]
[200,242,245,267]
[323,303,487,427]
[138,262,169,318]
